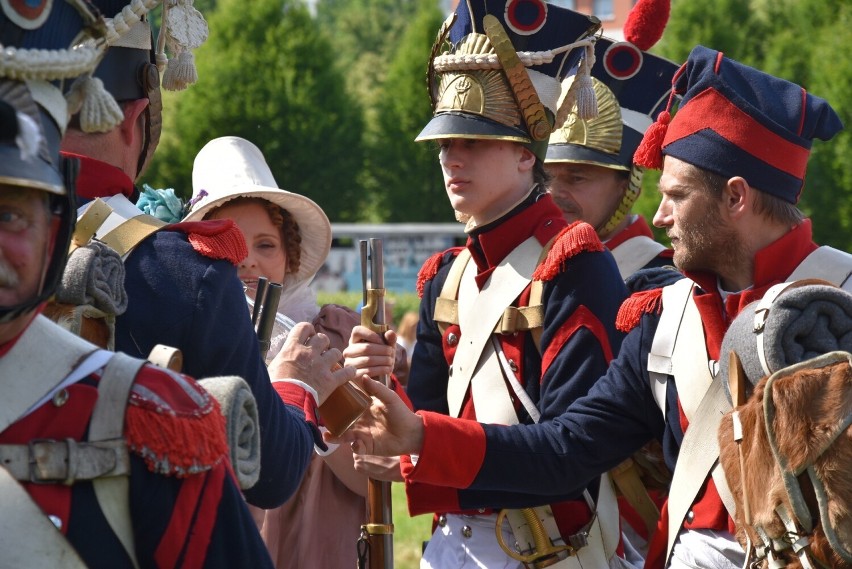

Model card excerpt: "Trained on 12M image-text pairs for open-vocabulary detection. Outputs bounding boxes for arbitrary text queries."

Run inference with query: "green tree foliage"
[657,0,766,64]
[315,0,421,130]
[366,1,448,222]
[145,0,366,221]
[632,0,852,249]
[760,0,852,248]
[312,0,425,220]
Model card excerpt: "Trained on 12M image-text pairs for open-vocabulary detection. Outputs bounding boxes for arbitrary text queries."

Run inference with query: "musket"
[357,238,394,569]
[251,276,269,326]
[253,277,282,359]
[252,276,370,436]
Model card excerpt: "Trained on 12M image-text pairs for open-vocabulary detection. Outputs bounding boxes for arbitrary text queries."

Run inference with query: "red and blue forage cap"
[416,0,601,161]
[634,45,844,204]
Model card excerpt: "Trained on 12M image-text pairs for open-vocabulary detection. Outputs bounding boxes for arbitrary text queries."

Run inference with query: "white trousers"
[421,513,522,569]
[420,513,638,569]
[668,529,746,569]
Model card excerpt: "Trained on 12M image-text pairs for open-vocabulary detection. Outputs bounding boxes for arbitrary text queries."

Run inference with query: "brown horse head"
[719,352,852,568]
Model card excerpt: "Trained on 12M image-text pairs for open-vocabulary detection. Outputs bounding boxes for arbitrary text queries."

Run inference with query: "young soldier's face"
[545,162,628,239]
[438,138,535,224]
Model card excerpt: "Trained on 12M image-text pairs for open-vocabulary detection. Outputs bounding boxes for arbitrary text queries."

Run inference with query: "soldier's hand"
[343,325,397,379]
[268,322,355,405]
[324,374,424,457]
[352,454,403,482]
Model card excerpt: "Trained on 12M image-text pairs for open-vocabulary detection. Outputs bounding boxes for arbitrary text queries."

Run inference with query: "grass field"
[391,482,433,568]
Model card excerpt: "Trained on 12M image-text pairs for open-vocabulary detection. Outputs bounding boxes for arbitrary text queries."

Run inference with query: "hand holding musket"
[356,238,394,569]
[255,275,371,433]
[267,322,356,406]
[255,278,359,407]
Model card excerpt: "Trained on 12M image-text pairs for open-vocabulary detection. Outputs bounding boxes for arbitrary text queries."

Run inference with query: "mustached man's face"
[0,185,52,342]
[546,162,627,239]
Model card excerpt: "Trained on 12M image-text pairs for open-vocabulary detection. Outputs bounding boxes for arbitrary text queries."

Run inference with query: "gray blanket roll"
[56,241,128,315]
[198,376,261,490]
[720,283,852,403]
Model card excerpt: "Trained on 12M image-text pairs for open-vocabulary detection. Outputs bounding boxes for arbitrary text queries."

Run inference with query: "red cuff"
[273,381,319,426]
[403,411,485,488]
[405,479,461,517]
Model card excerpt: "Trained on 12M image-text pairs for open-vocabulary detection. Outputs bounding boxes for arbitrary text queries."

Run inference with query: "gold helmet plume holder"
[482,15,551,142]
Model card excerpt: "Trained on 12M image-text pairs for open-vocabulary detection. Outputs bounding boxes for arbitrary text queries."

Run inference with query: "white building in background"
[314,224,466,294]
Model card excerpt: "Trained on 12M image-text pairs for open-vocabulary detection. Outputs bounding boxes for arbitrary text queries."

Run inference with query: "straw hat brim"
[183,186,332,286]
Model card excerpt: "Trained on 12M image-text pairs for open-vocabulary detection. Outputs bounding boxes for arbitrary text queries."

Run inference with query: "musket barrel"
[256,282,282,358]
[369,238,385,306]
[251,276,269,326]
[358,238,394,569]
[360,240,369,307]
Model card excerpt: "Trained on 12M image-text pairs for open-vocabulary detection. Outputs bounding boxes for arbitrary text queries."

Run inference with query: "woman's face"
[211,200,288,293]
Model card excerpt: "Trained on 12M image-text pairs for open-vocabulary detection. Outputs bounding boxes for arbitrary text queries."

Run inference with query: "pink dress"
[251,304,367,569]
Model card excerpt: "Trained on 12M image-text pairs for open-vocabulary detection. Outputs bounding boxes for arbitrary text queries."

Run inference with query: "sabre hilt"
[495,508,576,568]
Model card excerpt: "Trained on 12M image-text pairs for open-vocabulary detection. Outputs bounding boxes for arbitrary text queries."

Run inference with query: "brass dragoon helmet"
[547,39,679,170]
[546,30,679,234]
[549,76,626,169]
[416,0,601,161]
[2,0,209,184]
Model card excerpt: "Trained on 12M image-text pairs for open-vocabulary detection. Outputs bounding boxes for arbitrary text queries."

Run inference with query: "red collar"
[605,216,656,250]
[468,193,566,286]
[687,220,818,358]
[63,152,136,201]
[687,220,817,301]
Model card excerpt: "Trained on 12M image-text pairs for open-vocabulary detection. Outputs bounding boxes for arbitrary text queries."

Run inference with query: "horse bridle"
[735,351,852,568]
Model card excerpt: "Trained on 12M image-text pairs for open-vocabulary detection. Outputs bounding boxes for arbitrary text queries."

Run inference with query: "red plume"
[624,0,670,51]
[633,110,670,169]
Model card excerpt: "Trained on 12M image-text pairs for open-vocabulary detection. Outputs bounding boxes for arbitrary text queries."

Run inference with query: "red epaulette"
[616,288,664,332]
[125,365,228,477]
[532,221,605,282]
[166,220,248,266]
[417,247,464,298]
